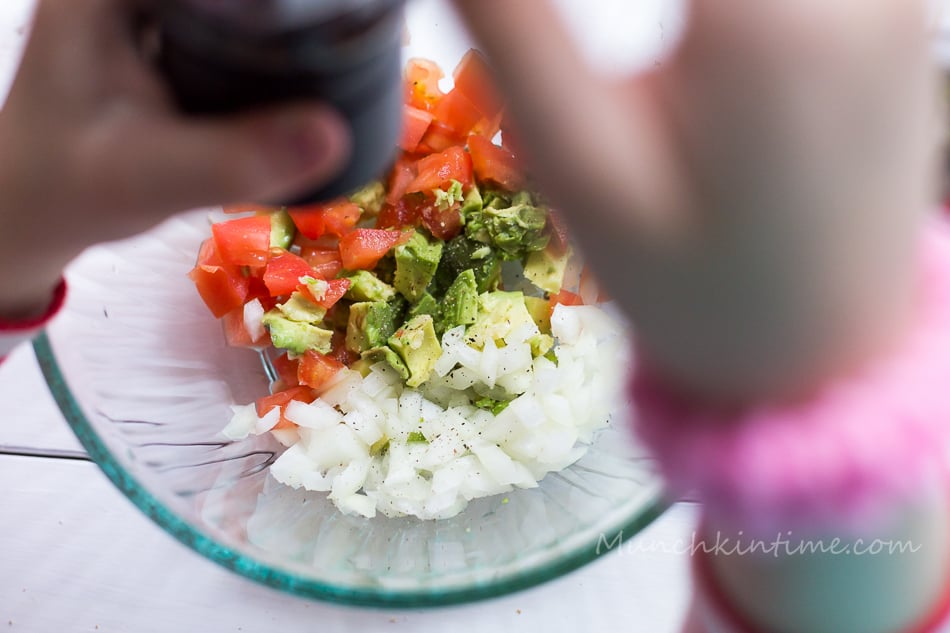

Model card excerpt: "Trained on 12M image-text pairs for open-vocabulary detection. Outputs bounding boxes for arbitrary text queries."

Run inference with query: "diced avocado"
[460,184,483,220]
[407,431,428,443]
[269,209,296,249]
[388,315,442,388]
[393,231,443,302]
[262,312,333,354]
[524,245,571,295]
[408,292,440,322]
[360,346,410,381]
[465,193,549,260]
[523,295,552,334]
[344,270,396,303]
[528,333,554,358]
[474,396,511,416]
[276,291,327,323]
[482,189,512,210]
[436,235,501,294]
[349,357,375,378]
[465,291,536,350]
[349,181,386,216]
[345,299,406,354]
[440,269,479,330]
[433,179,464,210]
[369,436,390,456]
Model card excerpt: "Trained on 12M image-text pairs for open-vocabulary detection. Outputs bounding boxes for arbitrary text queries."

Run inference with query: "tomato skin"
[407,146,473,194]
[404,57,445,112]
[549,289,584,315]
[432,88,482,139]
[297,350,345,390]
[299,247,344,280]
[222,306,268,348]
[272,352,301,388]
[289,200,362,240]
[189,239,251,318]
[386,155,417,205]
[400,105,434,153]
[321,201,362,237]
[376,199,421,230]
[263,251,316,297]
[452,49,504,122]
[417,121,464,155]
[211,215,272,267]
[467,134,525,191]
[288,206,326,240]
[255,385,317,430]
[300,277,351,310]
[338,228,409,270]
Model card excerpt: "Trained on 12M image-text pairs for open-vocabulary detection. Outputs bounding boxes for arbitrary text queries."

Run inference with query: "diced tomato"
[222,203,282,215]
[376,199,421,230]
[255,385,317,430]
[299,247,344,280]
[300,277,351,310]
[245,275,279,311]
[452,49,504,122]
[272,352,301,388]
[264,251,316,297]
[407,146,473,194]
[549,289,584,315]
[404,58,445,112]
[331,330,359,367]
[189,239,250,318]
[470,112,503,141]
[297,350,344,391]
[400,105,434,153]
[321,201,362,237]
[288,199,362,240]
[433,88,483,139]
[386,155,417,205]
[417,120,465,154]
[288,206,326,240]
[222,306,267,348]
[468,134,525,191]
[420,205,463,241]
[338,228,410,270]
[211,215,272,267]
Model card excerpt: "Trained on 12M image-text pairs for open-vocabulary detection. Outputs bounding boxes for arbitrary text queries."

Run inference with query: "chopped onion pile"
[223,303,630,519]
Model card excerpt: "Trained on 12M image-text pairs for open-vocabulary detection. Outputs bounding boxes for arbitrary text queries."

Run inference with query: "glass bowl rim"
[34,329,668,608]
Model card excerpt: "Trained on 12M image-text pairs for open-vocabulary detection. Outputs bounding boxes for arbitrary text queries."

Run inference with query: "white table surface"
[3,1,950,632]
[0,2,697,632]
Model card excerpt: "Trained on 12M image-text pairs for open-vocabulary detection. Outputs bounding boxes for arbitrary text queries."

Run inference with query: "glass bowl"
[33,1,668,608]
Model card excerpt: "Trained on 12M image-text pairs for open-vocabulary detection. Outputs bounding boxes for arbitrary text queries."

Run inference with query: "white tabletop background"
[1,1,948,632]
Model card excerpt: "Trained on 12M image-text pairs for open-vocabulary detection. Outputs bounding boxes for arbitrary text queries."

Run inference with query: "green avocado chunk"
[408,292,440,322]
[523,295,552,334]
[524,245,570,295]
[465,190,549,260]
[388,314,442,388]
[465,291,536,350]
[343,270,396,303]
[393,231,443,302]
[345,298,406,354]
[276,291,327,323]
[441,269,479,331]
[349,181,386,216]
[436,235,501,295]
[360,346,410,381]
[262,311,333,355]
[269,209,296,250]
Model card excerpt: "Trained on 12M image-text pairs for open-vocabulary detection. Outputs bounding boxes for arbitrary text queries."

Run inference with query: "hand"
[453,0,940,403]
[0,0,351,318]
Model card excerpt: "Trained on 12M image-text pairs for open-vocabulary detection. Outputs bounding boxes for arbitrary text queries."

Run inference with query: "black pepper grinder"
[146,0,406,205]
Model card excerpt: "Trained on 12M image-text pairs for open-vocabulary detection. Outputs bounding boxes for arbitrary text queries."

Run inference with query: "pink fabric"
[632,221,950,535]
[0,278,66,362]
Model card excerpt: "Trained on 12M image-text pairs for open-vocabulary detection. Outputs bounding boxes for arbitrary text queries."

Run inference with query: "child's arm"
[0,0,352,321]
[451,0,939,405]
